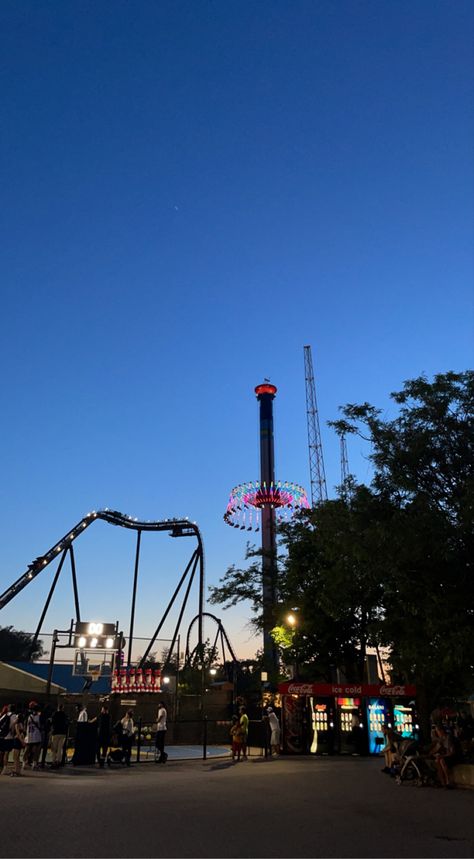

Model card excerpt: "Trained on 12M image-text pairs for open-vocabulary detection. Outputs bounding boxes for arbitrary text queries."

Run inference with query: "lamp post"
[285,612,299,679]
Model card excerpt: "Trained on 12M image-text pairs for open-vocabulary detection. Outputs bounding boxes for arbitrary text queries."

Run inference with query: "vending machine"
[393,702,417,738]
[309,698,334,755]
[336,697,364,754]
[366,698,388,754]
[282,695,307,754]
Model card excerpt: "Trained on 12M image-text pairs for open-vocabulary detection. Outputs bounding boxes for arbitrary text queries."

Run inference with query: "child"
[230,715,243,761]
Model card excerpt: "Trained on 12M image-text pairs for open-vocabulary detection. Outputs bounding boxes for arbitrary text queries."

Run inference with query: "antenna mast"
[340,434,349,485]
[304,345,327,505]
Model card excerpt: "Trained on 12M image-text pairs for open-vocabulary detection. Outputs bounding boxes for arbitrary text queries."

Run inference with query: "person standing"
[50,704,68,768]
[239,706,249,760]
[10,709,26,777]
[230,715,243,761]
[266,707,281,755]
[23,702,42,770]
[155,701,168,763]
[77,703,88,723]
[0,704,12,772]
[96,705,111,768]
[120,710,135,767]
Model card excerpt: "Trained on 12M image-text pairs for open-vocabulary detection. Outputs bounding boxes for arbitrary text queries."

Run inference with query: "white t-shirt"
[26,713,42,744]
[77,709,88,722]
[268,712,280,734]
[157,707,167,731]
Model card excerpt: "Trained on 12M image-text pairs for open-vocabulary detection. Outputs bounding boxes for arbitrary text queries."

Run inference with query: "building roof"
[3,661,111,694]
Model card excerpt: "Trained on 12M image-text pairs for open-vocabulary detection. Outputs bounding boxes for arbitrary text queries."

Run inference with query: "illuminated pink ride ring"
[224,481,310,531]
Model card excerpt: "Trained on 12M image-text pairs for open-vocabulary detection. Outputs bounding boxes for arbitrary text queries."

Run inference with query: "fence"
[54,717,270,765]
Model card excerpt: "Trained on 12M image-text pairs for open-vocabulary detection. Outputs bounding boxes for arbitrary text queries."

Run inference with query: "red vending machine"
[282,694,307,754]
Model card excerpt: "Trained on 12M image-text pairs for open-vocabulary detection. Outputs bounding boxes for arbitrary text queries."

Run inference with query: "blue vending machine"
[367,698,388,755]
[393,702,418,739]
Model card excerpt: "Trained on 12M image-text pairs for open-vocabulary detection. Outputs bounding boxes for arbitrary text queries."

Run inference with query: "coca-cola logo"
[287,683,313,694]
[380,685,405,696]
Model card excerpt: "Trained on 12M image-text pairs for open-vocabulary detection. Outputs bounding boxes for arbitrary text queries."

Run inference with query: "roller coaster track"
[186,611,238,666]
[0,509,202,612]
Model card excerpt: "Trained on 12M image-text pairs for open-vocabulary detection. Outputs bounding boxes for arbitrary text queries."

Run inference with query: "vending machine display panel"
[309,698,333,754]
[393,703,417,738]
[367,698,388,754]
[336,697,363,754]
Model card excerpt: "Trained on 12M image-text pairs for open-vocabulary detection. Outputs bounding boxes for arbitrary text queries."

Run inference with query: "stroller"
[106,731,128,767]
[393,738,438,786]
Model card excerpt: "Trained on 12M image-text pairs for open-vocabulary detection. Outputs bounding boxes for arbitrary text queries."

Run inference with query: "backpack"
[0,713,10,738]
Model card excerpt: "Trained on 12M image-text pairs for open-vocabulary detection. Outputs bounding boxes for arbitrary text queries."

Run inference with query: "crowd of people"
[0,700,170,775]
[380,708,474,789]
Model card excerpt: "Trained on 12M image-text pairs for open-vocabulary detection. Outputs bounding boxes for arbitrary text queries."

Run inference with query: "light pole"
[285,612,299,679]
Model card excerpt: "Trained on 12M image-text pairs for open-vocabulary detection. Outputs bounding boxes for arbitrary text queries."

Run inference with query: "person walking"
[120,710,135,767]
[266,707,281,755]
[155,701,168,763]
[50,704,68,768]
[239,706,249,760]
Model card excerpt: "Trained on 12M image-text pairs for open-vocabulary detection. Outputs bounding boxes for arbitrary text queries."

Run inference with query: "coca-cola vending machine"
[282,692,308,754]
[309,697,335,755]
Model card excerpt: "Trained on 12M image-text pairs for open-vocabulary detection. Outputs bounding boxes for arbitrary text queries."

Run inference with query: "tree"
[0,626,45,661]
[209,544,264,633]
[277,485,390,682]
[332,371,474,727]
[210,372,473,729]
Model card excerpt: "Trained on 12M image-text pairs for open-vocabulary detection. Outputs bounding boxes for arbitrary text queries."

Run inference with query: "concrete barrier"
[452,763,474,789]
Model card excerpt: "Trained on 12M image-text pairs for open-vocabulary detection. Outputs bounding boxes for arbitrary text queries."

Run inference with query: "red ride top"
[255,383,277,397]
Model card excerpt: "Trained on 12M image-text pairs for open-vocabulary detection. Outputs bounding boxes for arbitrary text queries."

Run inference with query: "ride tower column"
[255,382,279,677]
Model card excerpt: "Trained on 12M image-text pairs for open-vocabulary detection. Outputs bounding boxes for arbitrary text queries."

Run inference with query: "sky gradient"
[1,0,473,661]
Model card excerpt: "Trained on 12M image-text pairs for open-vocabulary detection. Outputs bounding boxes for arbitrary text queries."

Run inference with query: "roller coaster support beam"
[0,511,205,662]
[128,529,142,667]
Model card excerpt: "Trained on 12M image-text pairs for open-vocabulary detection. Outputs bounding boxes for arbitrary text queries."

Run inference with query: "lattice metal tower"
[304,345,327,506]
[340,434,349,485]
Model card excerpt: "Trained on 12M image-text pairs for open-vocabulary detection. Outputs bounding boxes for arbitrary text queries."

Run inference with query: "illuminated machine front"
[393,702,418,738]
[367,698,388,754]
[309,697,334,755]
[336,696,364,755]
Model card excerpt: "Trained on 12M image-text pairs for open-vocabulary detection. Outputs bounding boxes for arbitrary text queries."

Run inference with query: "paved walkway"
[1,757,473,858]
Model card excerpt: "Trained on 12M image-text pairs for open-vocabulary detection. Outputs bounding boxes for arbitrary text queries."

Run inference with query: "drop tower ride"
[224,382,309,677]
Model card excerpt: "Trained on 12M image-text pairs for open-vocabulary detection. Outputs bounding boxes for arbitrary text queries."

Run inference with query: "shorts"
[0,739,14,752]
[12,739,23,751]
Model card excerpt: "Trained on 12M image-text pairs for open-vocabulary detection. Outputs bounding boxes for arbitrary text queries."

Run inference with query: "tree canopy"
[210,371,473,721]
[0,625,45,661]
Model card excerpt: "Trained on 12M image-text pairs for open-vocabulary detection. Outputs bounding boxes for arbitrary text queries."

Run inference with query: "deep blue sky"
[1,0,473,660]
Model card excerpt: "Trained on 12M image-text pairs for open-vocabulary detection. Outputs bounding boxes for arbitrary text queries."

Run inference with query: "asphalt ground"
[1,756,473,858]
